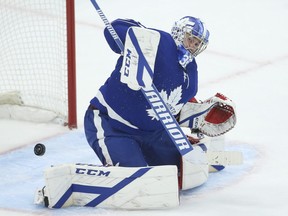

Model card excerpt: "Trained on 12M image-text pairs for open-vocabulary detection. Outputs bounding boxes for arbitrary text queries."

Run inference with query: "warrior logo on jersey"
[146,86,184,120]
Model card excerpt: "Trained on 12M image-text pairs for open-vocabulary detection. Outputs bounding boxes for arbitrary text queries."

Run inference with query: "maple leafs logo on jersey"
[147,86,184,120]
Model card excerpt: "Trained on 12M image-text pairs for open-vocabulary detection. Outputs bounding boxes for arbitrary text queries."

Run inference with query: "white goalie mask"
[171,16,210,57]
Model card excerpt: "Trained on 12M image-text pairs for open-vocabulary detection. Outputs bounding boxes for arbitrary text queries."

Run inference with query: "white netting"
[0,0,69,124]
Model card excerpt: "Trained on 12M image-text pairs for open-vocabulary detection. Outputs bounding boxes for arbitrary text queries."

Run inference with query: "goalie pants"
[84,107,181,168]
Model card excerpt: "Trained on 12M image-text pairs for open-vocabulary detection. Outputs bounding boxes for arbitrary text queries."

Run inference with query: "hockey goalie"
[35,14,239,210]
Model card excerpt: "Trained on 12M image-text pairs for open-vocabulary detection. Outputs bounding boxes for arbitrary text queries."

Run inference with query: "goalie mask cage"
[0,0,77,128]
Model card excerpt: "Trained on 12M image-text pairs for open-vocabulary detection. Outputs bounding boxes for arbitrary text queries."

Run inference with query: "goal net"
[0,0,77,128]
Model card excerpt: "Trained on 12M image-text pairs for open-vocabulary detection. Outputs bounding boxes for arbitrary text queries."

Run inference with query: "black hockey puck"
[34,143,46,156]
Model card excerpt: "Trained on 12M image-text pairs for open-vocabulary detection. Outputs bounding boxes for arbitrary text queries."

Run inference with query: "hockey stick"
[207,151,243,166]
[90,0,194,157]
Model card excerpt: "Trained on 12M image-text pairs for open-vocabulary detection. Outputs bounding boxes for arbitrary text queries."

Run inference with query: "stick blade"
[207,151,243,165]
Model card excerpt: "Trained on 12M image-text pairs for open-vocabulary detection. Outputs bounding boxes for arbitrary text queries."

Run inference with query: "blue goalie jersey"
[90,19,198,134]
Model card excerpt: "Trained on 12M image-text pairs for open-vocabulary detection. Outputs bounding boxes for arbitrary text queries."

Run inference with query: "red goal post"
[0,0,77,128]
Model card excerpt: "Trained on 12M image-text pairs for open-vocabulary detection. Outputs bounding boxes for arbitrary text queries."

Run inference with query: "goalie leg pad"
[180,158,209,190]
[41,164,179,209]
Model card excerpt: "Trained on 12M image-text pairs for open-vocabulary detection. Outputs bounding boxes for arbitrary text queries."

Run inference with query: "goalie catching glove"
[178,93,236,137]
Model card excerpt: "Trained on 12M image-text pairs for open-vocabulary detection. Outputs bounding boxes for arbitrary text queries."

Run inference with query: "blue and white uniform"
[84,19,198,168]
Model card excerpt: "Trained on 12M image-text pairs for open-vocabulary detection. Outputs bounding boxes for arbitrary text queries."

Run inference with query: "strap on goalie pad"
[120,27,160,90]
[178,93,237,137]
[40,163,179,209]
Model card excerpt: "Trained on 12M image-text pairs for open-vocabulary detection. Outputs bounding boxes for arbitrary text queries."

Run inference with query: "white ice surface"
[1,0,288,215]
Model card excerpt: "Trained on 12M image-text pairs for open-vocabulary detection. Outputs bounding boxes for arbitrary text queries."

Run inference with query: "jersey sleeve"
[104,18,144,54]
